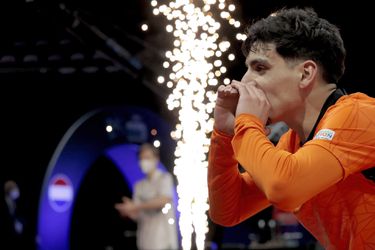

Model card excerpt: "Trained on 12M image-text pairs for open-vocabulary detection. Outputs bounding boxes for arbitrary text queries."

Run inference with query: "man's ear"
[299,60,317,89]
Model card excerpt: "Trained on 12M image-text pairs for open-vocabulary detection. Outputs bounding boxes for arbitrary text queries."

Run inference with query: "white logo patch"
[314,129,335,141]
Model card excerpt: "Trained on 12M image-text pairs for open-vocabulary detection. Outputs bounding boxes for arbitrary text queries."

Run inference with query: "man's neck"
[287,83,337,142]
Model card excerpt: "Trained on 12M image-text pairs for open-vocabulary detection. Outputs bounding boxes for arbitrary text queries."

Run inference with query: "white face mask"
[9,189,20,200]
[139,159,157,174]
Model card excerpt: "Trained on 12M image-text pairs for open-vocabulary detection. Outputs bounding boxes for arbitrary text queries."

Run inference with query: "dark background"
[0,0,373,249]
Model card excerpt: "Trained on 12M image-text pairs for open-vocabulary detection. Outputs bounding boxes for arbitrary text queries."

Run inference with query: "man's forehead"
[246,43,277,64]
[249,43,276,56]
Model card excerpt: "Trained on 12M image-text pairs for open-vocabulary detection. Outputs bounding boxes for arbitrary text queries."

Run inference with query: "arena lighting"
[148,1,244,249]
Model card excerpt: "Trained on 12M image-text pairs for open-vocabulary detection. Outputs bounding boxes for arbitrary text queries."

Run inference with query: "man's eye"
[255,65,266,71]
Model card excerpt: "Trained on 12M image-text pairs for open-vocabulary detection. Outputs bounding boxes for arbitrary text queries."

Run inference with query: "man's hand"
[214,84,239,135]
[231,80,271,126]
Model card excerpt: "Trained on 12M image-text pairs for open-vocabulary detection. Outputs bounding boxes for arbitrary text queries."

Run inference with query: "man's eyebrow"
[245,58,271,67]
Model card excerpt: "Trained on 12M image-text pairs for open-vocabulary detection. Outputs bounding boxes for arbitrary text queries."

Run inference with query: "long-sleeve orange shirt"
[208,93,375,249]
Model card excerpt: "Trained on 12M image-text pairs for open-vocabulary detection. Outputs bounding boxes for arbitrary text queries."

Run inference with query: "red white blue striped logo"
[48,174,74,212]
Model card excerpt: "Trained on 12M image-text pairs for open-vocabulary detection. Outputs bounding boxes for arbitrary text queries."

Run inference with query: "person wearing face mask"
[115,143,178,250]
[0,180,26,249]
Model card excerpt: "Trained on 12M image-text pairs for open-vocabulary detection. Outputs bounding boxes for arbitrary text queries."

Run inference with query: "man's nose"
[240,70,254,83]
[240,73,257,86]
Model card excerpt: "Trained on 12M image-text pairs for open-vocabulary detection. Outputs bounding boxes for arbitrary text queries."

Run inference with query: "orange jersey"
[208,93,375,249]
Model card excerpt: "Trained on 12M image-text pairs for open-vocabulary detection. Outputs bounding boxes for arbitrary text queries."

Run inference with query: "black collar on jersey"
[301,88,375,182]
[301,88,346,146]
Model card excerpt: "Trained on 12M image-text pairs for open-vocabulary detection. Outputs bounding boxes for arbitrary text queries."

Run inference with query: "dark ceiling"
[1,0,373,99]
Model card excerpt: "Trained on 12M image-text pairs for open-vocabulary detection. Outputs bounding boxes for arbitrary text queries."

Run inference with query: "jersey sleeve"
[305,94,375,178]
[275,129,294,151]
[208,128,270,226]
[232,114,344,211]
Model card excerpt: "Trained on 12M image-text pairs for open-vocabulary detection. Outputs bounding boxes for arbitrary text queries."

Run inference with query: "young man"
[208,7,375,249]
[115,143,178,250]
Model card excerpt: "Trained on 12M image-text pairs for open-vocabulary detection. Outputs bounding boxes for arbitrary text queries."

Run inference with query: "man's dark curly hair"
[242,8,346,83]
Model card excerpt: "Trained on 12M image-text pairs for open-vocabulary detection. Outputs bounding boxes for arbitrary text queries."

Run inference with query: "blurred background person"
[0,180,26,249]
[115,143,178,250]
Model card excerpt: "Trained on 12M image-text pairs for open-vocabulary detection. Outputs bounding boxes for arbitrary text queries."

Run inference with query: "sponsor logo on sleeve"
[313,129,335,141]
